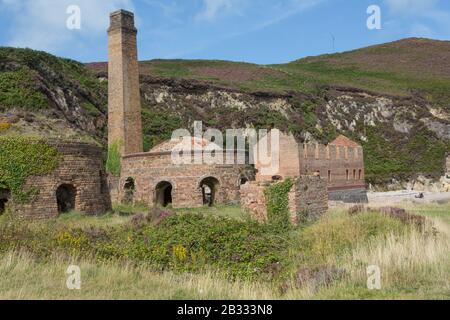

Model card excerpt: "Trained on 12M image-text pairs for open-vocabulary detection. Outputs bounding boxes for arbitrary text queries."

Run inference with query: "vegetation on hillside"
[1,39,450,185]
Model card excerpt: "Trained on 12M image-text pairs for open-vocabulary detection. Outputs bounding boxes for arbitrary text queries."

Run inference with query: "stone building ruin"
[9,141,111,219]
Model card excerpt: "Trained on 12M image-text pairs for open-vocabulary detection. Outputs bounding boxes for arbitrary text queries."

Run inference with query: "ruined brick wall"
[299,143,367,203]
[240,176,328,225]
[13,142,111,219]
[240,181,270,223]
[120,150,252,208]
[288,176,328,224]
[254,131,300,181]
[253,131,367,203]
[108,10,143,155]
[298,143,365,188]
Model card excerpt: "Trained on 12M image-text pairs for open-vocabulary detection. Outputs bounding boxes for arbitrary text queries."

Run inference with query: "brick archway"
[199,177,220,206]
[154,181,173,207]
[123,177,135,203]
[56,184,77,214]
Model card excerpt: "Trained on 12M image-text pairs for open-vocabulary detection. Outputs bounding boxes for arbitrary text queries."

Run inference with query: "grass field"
[0,202,449,300]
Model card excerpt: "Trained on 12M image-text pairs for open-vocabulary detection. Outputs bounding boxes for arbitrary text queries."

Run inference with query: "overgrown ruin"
[1,10,368,221]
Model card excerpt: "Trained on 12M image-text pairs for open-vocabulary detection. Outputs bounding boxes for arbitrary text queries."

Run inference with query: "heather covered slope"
[0,47,107,143]
[1,38,450,186]
[89,37,450,107]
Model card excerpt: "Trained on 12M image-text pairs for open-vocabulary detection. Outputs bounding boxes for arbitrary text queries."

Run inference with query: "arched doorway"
[199,177,220,206]
[155,181,173,207]
[0,188,10,215]
[238,176,249,186]
[56,184,76,214]
[124,177,135,203]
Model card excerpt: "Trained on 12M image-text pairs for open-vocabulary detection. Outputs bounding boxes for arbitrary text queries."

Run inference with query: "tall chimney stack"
[107,10,143,155]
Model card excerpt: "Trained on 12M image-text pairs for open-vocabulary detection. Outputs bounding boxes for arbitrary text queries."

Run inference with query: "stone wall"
[253,131,367,203]
[254,131,300,181]
[12,141,111,219]
[298,143,365,190]
[121,150,252,208]
[288,176,329,224]
[240,181,270,223]
[240,176,328,225]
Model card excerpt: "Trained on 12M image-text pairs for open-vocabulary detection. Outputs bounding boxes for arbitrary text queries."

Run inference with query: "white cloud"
[383,0,449,38]
[195,0,247,21]
[384,0,439,14]
[409,23,433,37]
[2,0,134,52]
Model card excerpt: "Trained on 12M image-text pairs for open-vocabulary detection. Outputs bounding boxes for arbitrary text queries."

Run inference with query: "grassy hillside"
[89,37,450,107]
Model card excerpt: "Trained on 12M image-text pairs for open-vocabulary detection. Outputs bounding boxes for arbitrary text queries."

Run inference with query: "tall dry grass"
[0,250,277,300]
[0,203,449,300]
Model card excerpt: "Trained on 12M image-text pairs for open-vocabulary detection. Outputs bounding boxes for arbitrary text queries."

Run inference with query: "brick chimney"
[107,10,143,155]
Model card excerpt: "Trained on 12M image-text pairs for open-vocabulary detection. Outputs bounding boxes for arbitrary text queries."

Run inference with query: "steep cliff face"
[0,48,107,143]
[1,38,450,188]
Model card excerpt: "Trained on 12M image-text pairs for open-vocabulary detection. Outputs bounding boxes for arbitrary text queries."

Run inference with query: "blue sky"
[0,0,449,64]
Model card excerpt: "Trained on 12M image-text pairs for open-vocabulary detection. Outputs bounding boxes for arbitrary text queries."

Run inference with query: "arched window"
[328,170,332,183]
[56,184,76,214]
[346,170,349,181]
[199,177,220,206]
[358,169,362,180]
[155,181,173,207]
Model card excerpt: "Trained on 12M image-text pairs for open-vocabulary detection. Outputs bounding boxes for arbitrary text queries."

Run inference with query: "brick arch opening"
[199,177,220,207]
[237,175,249,187]
[124,177,135,203]
[155,181,172,207]
[0,188,10,215]
[56,184,77,214]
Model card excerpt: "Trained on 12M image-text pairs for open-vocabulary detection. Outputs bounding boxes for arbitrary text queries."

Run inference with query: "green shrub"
[106,141,122,177]
[265,179,294,229]
[0,136,59,202]
[0,69,47,111]
[0,212,289,279]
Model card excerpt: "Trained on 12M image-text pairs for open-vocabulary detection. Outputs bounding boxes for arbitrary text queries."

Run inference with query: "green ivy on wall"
[264,178,294,229]
[106,141,122,177]
[0,136,59,203]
